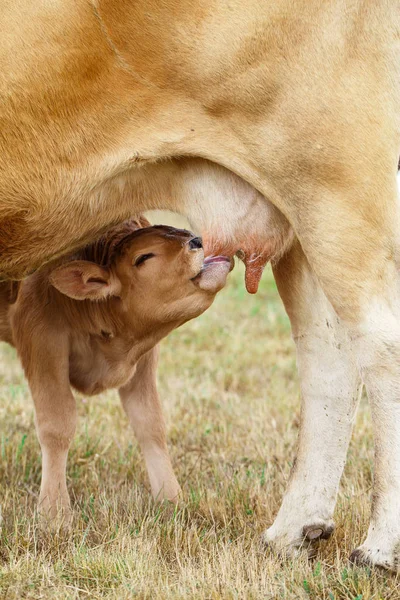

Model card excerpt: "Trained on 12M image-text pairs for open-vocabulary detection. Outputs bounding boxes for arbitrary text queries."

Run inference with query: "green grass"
[0,247,399,598]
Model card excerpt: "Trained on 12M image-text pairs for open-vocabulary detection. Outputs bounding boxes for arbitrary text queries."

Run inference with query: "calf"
[1,218,231,520]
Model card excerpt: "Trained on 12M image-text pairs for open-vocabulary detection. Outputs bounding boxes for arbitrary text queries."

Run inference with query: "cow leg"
[264,242,362,554]
[119,348,181,503]
[273,170,400,569]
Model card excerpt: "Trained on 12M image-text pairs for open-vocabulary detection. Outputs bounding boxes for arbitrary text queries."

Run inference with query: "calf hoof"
[37,500,73,533]
[152,483,182,505]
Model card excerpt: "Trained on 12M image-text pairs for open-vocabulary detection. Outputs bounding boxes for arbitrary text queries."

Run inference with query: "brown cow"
[0,219,231,520]
[0,1,399,569]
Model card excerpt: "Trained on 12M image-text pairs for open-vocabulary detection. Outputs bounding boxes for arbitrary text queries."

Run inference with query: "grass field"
[1,212,400,599]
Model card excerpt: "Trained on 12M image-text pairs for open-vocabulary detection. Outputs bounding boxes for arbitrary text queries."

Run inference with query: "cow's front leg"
[264,242,362,554]
[119,348,181,503]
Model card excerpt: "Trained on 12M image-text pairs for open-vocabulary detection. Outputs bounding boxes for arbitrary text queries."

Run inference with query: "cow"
[0,218,232,521]
[0,0,399,570]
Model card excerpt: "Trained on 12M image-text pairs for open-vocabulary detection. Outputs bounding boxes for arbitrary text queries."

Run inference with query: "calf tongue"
[243,253,269,294]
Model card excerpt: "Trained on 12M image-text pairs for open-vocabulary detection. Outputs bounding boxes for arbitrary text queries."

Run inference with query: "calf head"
[49,223,232,333]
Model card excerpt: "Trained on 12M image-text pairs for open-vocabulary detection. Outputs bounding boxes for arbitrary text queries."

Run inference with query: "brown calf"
[1,219,231,520]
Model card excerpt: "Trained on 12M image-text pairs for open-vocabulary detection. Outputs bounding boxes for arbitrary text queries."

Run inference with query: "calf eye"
[134,253,155,267]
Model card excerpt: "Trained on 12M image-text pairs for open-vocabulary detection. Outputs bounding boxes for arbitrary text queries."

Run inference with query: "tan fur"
[0,220,231,518]
[1,0,397,290]
[1,0,400,569]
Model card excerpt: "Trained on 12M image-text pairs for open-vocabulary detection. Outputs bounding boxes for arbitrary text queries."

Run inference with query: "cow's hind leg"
[277,171,400,569]
[264,242,362,555]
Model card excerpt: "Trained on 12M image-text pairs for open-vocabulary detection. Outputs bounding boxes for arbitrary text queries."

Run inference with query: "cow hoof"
[302,522,335,541]
[349,547,372,567]
[349,545,400,572]
[263,518,335,557]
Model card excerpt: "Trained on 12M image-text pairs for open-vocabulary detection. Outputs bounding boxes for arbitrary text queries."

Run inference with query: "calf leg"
[119,348,181,502]
[35,392,76,521]
[24,337,77,522]
[264,242,362,553]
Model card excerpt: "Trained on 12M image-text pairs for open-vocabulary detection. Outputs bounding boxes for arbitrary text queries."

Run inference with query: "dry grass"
[1,213,400,598]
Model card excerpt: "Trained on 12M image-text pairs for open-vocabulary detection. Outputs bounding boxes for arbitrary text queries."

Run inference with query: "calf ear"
[49,261,121,300]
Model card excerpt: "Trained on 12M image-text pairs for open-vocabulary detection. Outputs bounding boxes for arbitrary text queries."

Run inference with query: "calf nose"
[189,236,203,250]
